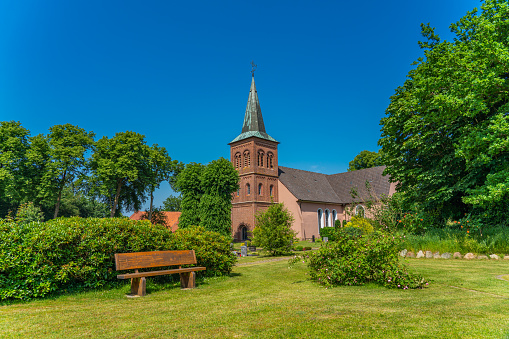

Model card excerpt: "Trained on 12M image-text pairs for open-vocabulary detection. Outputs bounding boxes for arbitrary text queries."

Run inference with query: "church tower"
[229,75,279,241]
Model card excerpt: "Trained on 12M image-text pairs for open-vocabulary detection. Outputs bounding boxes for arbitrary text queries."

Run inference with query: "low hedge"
[0,217,236,301]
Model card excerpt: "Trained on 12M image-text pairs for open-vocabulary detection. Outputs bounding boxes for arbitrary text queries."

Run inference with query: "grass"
[402,226,509,255]
[1,258,509,338]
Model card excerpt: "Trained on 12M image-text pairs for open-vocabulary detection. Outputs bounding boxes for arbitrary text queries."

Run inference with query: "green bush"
[168,226,237,277]
[304,247,312,251]
[292,230,428,289]
[252,202,296,256]
[319,227,337,241]
[344,216,374,234]
[339,226,364,238]
[0,218,235,301]
[295,246,303,251]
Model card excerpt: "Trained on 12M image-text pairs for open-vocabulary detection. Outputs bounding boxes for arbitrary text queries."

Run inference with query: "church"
[229,75,396,241]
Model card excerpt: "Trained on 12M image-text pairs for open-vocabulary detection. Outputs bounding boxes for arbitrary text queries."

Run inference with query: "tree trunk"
[148,191,154,222]
[54,170,67,219]
[111,179,123,218]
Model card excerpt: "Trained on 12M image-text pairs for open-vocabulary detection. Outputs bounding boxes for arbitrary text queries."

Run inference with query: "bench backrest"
[115,250,198,271]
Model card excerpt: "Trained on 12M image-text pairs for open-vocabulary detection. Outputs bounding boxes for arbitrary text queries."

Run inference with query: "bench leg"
[180,271,196,289]
[130,277,146,296]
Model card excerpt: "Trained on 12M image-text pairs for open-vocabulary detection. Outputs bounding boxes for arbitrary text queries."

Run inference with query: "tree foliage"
[175,162,205,228]
[0,121,31,215]
[252,202,296,256]
[348,150,381,171]
[145,144,180,221]
[162,194,182,211]
[88,131,150,217]
[379,0,509,224]
[43,124,95,218]
[176,158,239,235]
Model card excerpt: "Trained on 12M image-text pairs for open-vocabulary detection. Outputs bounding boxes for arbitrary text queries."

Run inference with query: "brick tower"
[229,75,279,241]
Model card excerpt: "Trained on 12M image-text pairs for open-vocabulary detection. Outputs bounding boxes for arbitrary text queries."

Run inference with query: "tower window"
[234,152,241,169]
[267,152,274,169]
[243,151,250,167]
[269,185,273,197]
[246,183,251,195]
[258,183,262,195]
[258,151,264,167]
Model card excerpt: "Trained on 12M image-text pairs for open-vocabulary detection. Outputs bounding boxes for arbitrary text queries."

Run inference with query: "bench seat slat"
[117,266,206,280]
[115,250,197,271]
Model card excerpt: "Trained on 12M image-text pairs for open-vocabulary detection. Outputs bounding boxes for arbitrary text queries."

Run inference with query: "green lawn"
[1,258,509,338]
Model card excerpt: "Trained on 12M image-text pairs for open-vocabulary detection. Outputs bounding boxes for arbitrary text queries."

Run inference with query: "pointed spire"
[241,76,266,134]
[230,75,277,144]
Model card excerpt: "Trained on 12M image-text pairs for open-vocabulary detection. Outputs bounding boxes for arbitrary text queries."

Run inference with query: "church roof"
[278,166,391,204]
[230,76,278,144]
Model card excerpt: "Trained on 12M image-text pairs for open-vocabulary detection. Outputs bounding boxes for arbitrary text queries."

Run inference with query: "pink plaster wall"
[278,181,302,238]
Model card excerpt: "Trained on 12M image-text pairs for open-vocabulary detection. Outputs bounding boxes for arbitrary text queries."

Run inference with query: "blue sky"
[0,0,481,211]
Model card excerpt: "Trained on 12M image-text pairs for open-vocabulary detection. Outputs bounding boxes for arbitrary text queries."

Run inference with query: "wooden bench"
[114,250,206,297]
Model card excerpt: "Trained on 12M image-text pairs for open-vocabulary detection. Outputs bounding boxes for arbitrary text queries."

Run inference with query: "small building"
[229,75,395,241]
[129,211,181,232]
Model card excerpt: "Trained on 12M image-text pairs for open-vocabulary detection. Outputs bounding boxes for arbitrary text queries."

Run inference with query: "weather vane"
[251,60,257,77]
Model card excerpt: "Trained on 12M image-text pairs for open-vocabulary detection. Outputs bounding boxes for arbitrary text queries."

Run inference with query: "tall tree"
[348,150,381,171]
[175,158,239,234]
[175,162,205,228]
[145,144,180,221]
[88,131,149,217]
[0,121,31,215]
[199,157,239,236]
[162,194,182,211]
[42,124,95,218]
[379,0,509,223]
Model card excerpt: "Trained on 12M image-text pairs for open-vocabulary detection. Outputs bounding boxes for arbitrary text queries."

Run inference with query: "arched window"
[267,152,274,169]
[234,152,241,169]
[325,209,330,227]
[243,151,250,167]
[258,151,264,167]
[332,210,337,226]
[246,183,251,195]
[317,209,323,229]
[269,185,274,197]
[241,226,248,241]
[258,183,262,195]
[355,205,365,217]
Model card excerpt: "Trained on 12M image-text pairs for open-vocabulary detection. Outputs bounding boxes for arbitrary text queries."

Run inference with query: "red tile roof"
[129,211,181,232]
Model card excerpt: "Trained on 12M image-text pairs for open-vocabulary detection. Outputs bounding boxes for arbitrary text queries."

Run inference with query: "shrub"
[291,230,428,289]
[339,226,364,238]
[304,247,312,251]
[0,218,235,301]
[295,246,303,251]
[319,227,337,241]
[252,202,296,256]
[344,216,374,234]
[12,202,45,224]
[168,226,236,277]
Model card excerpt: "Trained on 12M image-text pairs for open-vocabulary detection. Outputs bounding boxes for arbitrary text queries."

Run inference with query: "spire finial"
[251,60,257,77]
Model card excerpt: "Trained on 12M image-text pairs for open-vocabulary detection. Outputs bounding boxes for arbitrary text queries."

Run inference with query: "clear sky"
[1,0,481,211]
